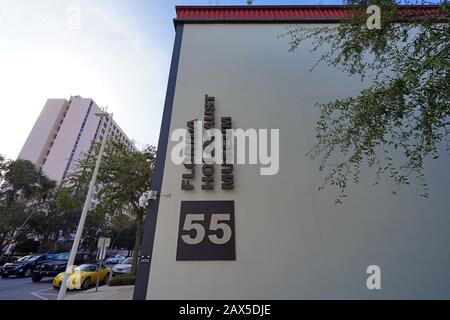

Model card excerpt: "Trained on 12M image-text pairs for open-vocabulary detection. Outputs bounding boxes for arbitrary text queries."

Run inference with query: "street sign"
[96,237,111,292]
[97,237,111,260]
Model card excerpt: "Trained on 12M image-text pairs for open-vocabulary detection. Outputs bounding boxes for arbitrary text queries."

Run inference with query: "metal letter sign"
[176,201,235,261]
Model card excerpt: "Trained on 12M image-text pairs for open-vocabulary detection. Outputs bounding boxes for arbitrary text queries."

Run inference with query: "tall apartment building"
[18,96,136,183]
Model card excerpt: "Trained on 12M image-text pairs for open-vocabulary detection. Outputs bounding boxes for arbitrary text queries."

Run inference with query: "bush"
[109,274,135,286]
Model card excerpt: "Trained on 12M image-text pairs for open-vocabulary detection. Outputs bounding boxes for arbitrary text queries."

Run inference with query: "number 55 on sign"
[176,201,235,261]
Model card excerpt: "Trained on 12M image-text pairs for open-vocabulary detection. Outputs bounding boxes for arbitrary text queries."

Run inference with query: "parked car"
[32,252,90,282]
[53,264,110,290]
[1,254,55,278]
[105,255,125,264]
[111,257,132,277]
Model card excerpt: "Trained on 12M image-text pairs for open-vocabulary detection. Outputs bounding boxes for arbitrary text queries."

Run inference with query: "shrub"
[109,274,135,286]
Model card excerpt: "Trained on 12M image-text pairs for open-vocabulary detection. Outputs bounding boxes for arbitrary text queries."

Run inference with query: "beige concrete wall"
[18,99,67,167]
[147,24,450,299]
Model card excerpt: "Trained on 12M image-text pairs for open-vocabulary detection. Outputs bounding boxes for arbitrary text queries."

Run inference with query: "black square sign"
[176,201,235,261]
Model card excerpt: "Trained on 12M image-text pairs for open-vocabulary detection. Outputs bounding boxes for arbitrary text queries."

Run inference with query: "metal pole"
[57,113,113,300]
[95,245,103,292]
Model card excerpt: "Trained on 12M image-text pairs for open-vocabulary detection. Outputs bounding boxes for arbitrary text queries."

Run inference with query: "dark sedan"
[0,254,52,278]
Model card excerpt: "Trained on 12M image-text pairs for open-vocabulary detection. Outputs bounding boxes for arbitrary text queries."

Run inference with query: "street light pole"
[57,112,113,300]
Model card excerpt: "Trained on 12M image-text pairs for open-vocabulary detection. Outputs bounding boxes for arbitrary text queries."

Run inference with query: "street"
[0,274,109,300]
[0,262,116,300]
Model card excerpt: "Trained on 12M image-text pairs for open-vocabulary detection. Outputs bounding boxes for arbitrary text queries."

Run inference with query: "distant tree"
[81,210,110,254]
[0,198,27,254]
[283,0,450,203]
[3,159,43,201]
[110,214,136,251]
[0,155,7,186]
[0,159,56,253]
[53,186,87,241]
[29,186,83,253]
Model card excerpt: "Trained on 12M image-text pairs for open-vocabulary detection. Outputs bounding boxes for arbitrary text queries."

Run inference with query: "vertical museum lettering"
[180,95,234,191]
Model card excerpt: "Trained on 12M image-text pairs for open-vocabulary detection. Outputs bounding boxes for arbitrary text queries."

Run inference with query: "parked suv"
[1,254,55,278]
[31,252,90,282]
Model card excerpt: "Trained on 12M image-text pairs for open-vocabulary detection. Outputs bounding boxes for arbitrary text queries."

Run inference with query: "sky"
[0,0,344,159]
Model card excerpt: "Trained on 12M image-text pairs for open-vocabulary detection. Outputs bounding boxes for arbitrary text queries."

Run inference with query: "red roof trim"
[175,5,441,22]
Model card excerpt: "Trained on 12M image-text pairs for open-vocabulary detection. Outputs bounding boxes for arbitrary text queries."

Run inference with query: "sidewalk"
[66,285,134,300]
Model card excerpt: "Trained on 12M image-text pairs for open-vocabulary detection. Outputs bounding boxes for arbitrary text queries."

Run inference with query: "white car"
[105,255,125,264]
[111,257,132,276]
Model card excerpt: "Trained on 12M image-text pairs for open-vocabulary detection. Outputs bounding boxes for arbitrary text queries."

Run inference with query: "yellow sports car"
[53,264,110,290]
